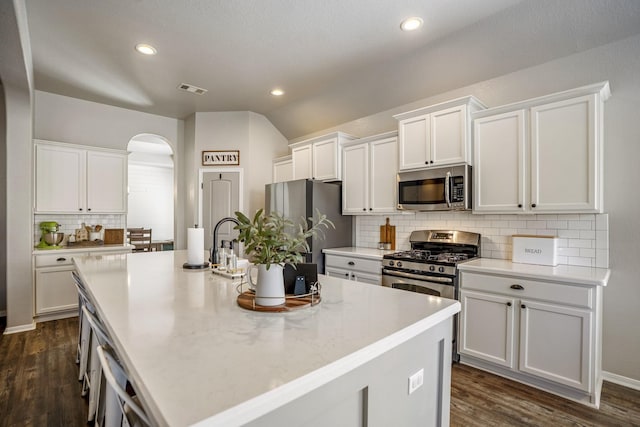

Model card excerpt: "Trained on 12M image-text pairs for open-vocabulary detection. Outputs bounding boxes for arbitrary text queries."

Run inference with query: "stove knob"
[429,265,435,272]
[388,261,395,267]
[397,261,403,268]
[438,266,445,273]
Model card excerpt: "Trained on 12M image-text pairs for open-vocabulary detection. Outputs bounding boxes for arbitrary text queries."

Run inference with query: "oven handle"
[382,268,454,285]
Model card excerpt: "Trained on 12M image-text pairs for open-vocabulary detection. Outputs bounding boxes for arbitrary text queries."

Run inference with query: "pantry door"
[201,170,242,253]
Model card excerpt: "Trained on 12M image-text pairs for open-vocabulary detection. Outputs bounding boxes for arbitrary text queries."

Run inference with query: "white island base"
[241,320,453,427]
[74,250,459,427]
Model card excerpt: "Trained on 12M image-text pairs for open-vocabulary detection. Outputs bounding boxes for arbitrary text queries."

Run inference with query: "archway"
[127,134,174,249]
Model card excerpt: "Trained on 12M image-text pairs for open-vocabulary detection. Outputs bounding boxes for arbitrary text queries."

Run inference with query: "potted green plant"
[235,208,333,306]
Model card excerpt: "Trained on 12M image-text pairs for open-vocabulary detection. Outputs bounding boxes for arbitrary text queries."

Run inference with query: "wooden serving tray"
[237,291,321,312]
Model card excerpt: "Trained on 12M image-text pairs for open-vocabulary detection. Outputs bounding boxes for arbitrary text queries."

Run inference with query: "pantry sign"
[202,150,240,166]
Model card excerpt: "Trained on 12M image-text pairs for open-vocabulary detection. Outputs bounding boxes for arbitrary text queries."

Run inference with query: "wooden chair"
[127,228,152,252]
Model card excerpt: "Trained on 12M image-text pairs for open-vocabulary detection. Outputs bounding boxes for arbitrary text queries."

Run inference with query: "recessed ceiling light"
[135,43,157,55]
[400,17,423,32]
[270,88,285,96]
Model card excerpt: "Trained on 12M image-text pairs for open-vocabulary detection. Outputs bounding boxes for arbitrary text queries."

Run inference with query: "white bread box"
[511,235,559,266]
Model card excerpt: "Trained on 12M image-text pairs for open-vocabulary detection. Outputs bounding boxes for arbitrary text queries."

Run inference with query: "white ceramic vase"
[250,264,285,306]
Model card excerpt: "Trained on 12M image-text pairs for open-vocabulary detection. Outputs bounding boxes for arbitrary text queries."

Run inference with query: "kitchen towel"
[187,227,205,265]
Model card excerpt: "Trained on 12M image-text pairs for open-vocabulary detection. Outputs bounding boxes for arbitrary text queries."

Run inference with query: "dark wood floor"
[1,317,639,426]
[451,363,640,427]
[0,316,87,427]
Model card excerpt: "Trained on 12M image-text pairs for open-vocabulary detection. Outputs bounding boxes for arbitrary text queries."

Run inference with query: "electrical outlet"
[408,368,424,395]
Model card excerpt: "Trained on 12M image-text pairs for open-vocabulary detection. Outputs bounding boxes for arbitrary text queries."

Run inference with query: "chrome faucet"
[210,217,240,265]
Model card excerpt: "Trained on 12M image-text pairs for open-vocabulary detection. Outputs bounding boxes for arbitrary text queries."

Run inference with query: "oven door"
[381,269,455,299]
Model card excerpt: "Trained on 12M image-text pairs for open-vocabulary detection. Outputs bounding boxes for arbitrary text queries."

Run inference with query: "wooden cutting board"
[379,218,396,250]
[104,228,124,245]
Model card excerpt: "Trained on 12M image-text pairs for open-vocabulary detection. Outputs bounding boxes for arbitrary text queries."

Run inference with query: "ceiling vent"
[178,83,208,95]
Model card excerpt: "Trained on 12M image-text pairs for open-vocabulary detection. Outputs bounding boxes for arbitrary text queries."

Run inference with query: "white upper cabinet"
[35,140,127,214]
[291,144,313,180]
[35,143,86,213]
[272,156,293,183]
[342,143,369,214]
[394,97,485,171]
[473,82,610,214]
[86,150,127,213]
[290,132,357,181]
[474,110,527,212]
[342,132,397,215]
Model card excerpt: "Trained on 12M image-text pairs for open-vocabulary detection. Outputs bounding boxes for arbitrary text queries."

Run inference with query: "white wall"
[192,111,287,219]
[128,162,174,241]
[0,85,6,315]
[1,0,35,331]
[296,34,640,383]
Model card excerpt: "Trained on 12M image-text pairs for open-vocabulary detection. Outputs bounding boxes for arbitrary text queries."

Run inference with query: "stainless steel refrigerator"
[265,179,352,273]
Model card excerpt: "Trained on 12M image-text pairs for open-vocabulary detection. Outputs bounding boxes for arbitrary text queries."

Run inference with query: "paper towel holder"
[183,224,210,270]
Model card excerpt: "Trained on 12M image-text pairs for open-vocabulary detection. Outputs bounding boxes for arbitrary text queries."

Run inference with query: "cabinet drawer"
[325,255,381,273]
[460,272,592,309]
[35,253,78,267]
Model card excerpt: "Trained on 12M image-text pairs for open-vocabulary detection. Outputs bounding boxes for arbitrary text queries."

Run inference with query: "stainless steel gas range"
[381,230,481,361]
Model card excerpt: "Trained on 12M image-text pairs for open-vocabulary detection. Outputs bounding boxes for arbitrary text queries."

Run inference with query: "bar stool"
[72,272,94,384]
[96,345,151,427]
[83,305,114,422]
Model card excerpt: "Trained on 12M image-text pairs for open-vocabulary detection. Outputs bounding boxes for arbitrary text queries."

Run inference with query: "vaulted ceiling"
[23,0,640,139]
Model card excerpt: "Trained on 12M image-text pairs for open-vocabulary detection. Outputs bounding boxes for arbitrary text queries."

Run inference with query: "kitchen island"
[73,250,460,427]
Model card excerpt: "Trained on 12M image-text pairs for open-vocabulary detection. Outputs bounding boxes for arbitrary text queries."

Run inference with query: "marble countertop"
[73,250,460,427]
[458,258,611,287]
[33,243,134,255]
[322,246,395,260]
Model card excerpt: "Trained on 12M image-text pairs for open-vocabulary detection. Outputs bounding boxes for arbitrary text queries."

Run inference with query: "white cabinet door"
[351,271,381,285]
[431,105,467,166]
[459,290,516,368]
[530,95,598,212]
[35,143,85,213]
[473,110,526,212]
[292,144,313,180]
[325,266,352,281]
[342,143,369,214]
[313,137,340,181]
[519,299,592,391]
[273,158,293,183]
[398,114,430,170]
[369,136,397,213]
[87,150,127,213]
[35,267,77,315]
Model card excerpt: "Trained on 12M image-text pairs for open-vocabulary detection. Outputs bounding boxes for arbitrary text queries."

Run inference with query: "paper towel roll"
[187,227,204,265]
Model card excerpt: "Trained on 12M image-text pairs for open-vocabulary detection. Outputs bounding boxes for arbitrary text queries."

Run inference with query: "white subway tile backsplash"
[355,212,609,268]
[596,249,609,268]
[596,231,608,249]
[569,220,593,230]
[569,239,592,249]
[558,229,581,239]
[596,214,608,230]
[580,248,596,258]
[580,230,596,239]
[34,213,126,246]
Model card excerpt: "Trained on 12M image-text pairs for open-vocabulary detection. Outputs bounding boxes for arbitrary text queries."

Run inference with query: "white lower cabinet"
[325,254,382,285]
[458,269,602,406]
[35,267,78,316]
[33,247,132,321]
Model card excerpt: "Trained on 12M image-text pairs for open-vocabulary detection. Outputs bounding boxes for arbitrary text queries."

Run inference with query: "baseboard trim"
[602,371,640,391]
[3,322,37,335]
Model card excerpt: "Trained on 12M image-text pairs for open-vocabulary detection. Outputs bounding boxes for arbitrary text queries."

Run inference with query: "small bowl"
[43,232,64,246]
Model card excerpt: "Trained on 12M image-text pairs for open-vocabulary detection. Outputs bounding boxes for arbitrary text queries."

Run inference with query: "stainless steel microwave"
[397,164,472,211]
